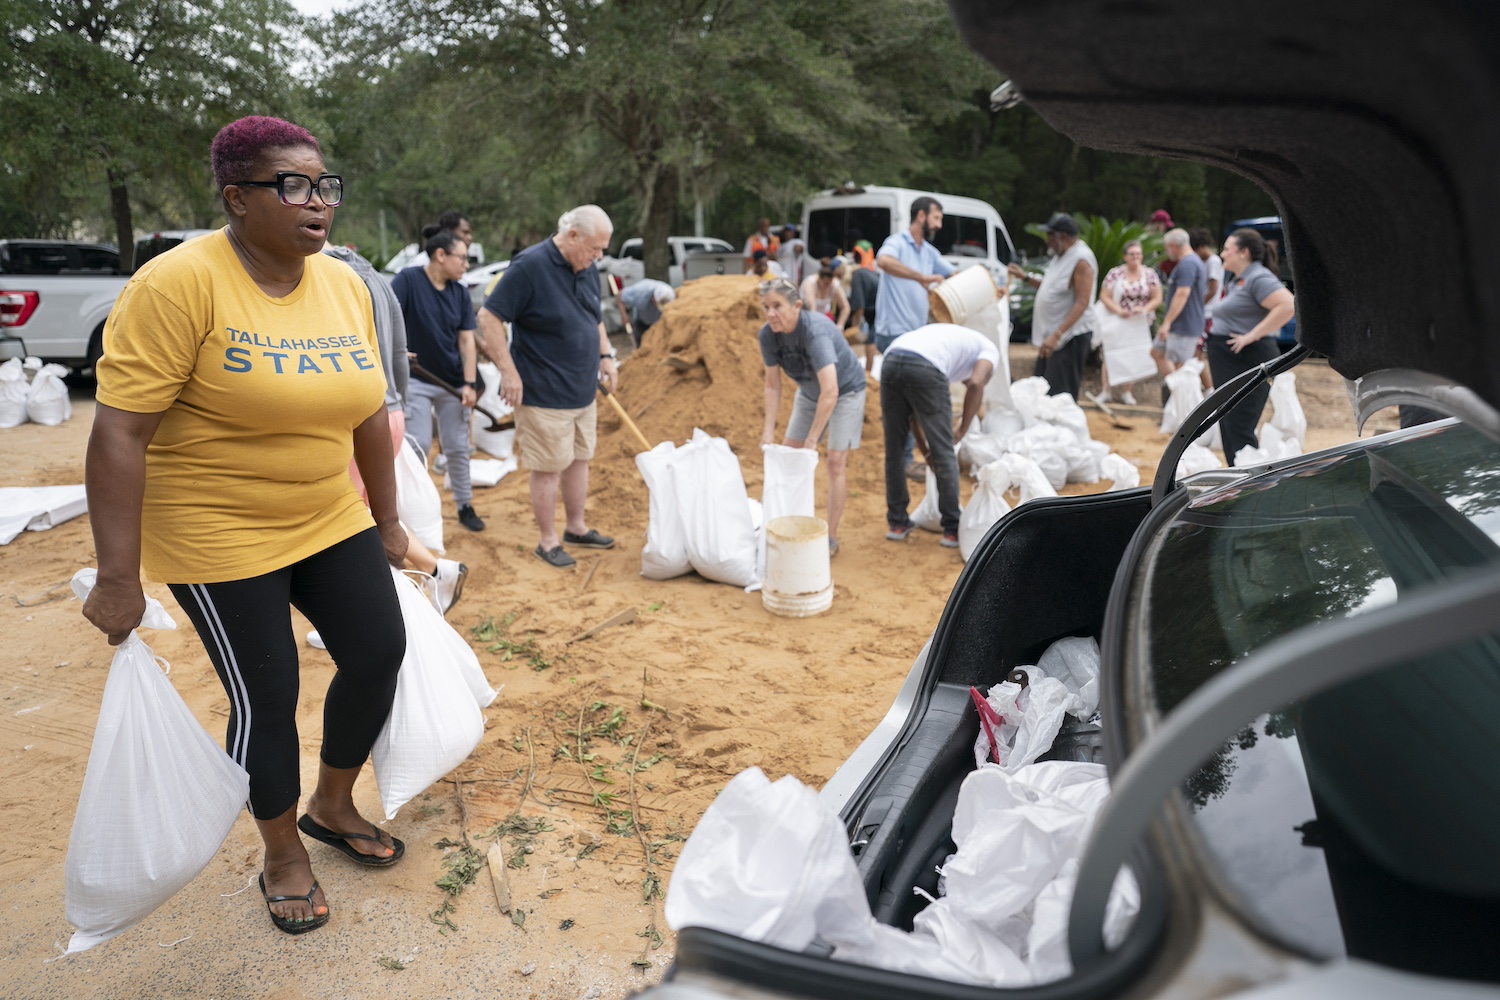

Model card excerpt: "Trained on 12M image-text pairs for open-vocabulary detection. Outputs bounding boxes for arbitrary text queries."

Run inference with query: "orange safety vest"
[748,233,781,257]
[851,245,876,270]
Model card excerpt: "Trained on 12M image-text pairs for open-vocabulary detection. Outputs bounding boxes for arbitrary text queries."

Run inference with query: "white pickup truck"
[0,232,214,371]
[0,240,128,370]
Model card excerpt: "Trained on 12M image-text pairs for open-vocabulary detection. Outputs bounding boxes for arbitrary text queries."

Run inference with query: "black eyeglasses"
[230,172,343,207]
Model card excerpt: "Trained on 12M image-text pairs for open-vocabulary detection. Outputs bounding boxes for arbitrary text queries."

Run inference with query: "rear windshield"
[1,244,121,274]
[806,206,892,260]
[1133,420,1500,977]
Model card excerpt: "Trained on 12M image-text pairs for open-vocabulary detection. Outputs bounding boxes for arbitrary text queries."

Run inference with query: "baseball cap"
[1041,212,1079,236]
[1150,209,1173,225]
[652,284,676,306]
[752,248,768,260]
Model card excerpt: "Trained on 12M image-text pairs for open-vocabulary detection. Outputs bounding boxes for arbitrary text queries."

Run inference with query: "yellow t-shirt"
[96,229,388,584]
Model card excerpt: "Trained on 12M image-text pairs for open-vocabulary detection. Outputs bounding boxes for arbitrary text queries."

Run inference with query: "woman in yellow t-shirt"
[82,116,409,936]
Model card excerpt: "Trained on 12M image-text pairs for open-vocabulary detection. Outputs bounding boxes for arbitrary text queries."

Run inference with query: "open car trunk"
[672,489,1165,998]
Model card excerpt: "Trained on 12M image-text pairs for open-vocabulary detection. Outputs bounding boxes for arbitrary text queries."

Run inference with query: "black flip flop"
[259,873,329,935]
[297,814,405,867]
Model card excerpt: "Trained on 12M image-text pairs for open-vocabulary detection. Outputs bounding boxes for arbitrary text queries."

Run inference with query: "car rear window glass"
[930,214,989,257]
[807,206,891,260]
[3,244,72,274]
[75,247,120,272]
[1135,420,1500,972]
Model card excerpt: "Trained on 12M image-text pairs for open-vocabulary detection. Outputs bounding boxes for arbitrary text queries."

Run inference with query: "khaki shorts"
[515,401,597,473]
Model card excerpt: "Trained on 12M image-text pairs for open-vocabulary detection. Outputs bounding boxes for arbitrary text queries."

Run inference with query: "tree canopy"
[1,0,1273,272]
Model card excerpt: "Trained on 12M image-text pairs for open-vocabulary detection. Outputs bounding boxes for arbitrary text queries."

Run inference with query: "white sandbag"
[0,357,29,427]
[1259,423,1303,460]
[394,435,444,554]
[26,362,72,425]
[1000,424,1071,491]
[0,484,88,544]
[1233,443,1270,467]
[472,361,515,458]
[446,456,517,488]
[910,467,951,533]
[761,445,818,524]
[637,441,691,580]
[1034,391,1091,446]
[371,567,485,820]
[959,460,1012,561]
[1008,376,1051,428]
[957,427,1007,476]
[1065,440,1110,485]
[1177,443,1223,478]
[671,430,760,588]
[1099,453,1140,490]
[980,407,1024,440]
[1268,371,1306,448]
[64,569,250,953]
[1158,360,1221,451]
[997,453,1057,506]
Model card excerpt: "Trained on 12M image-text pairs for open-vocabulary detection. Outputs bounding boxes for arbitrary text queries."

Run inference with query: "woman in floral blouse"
[1095,240,1162,404]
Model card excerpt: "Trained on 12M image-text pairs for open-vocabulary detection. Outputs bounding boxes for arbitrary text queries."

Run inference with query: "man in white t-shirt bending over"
[880,323,997,549]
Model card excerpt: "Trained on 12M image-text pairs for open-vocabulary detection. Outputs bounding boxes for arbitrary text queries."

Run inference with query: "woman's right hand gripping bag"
[65,569,250,954]
[371,566,487,821]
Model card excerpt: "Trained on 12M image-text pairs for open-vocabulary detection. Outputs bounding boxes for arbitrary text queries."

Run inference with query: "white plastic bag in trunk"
[371,567,485,819]
[670,430,759,588]
[394,435,444,554]
[0,357,29,427]
[64,569,250,953]
[26,362,72,426]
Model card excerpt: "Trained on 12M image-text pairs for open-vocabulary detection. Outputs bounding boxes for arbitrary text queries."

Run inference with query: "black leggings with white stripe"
[168,528,406,820]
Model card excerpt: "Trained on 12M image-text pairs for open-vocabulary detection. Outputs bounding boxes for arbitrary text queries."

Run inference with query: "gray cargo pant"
[405,378,472,506]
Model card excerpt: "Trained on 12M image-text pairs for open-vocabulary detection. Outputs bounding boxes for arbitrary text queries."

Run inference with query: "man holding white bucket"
[757,277,867,557]
[880,323,997,549]
[876,196,954,479]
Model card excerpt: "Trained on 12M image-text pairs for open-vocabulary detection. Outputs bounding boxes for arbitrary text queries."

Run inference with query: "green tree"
[0,0,306,266]
[329,0,988,279]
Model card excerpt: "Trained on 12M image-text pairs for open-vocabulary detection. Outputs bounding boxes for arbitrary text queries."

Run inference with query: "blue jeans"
[880,352,960,533]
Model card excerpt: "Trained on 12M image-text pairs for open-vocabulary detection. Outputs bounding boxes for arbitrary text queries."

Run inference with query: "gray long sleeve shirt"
[322,245,409,411]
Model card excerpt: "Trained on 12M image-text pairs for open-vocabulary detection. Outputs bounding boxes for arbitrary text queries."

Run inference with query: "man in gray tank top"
[1007,213,1098,400]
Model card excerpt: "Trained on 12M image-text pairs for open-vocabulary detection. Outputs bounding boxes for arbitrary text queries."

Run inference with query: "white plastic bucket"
[929,265,1000,325]
[762,515,833,617]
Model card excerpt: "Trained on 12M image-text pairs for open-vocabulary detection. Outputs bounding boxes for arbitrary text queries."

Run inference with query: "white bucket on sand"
[930,265,1000,325]
[762,515,833,618]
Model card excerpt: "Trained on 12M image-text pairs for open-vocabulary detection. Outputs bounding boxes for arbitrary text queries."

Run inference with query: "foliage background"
[1,0,1274,274]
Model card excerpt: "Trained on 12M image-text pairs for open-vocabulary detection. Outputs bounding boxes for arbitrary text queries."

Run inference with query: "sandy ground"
[0,282,1395,999]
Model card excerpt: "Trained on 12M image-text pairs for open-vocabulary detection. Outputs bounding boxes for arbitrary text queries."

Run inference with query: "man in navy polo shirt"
[477,205,620,569]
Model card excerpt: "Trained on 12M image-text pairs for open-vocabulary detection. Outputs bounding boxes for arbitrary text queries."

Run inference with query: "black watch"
[464,380,477,388]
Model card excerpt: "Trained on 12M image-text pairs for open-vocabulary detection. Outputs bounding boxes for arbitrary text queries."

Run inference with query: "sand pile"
[592,276,887,503]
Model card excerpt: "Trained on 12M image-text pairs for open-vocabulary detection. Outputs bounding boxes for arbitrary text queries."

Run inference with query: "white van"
[799,185,1017,285]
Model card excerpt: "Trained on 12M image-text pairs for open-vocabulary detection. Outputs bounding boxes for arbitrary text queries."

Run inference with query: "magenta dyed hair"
[210,116,322,191]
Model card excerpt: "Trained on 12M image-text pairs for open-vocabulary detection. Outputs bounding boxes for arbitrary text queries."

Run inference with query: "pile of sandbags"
[636,429,760,589]
[1,357,73,427]
[956,376,1137,494]
[957,454,1056,561]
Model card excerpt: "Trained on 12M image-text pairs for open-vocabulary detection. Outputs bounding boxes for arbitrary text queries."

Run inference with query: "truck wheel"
[69,323,106,386]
